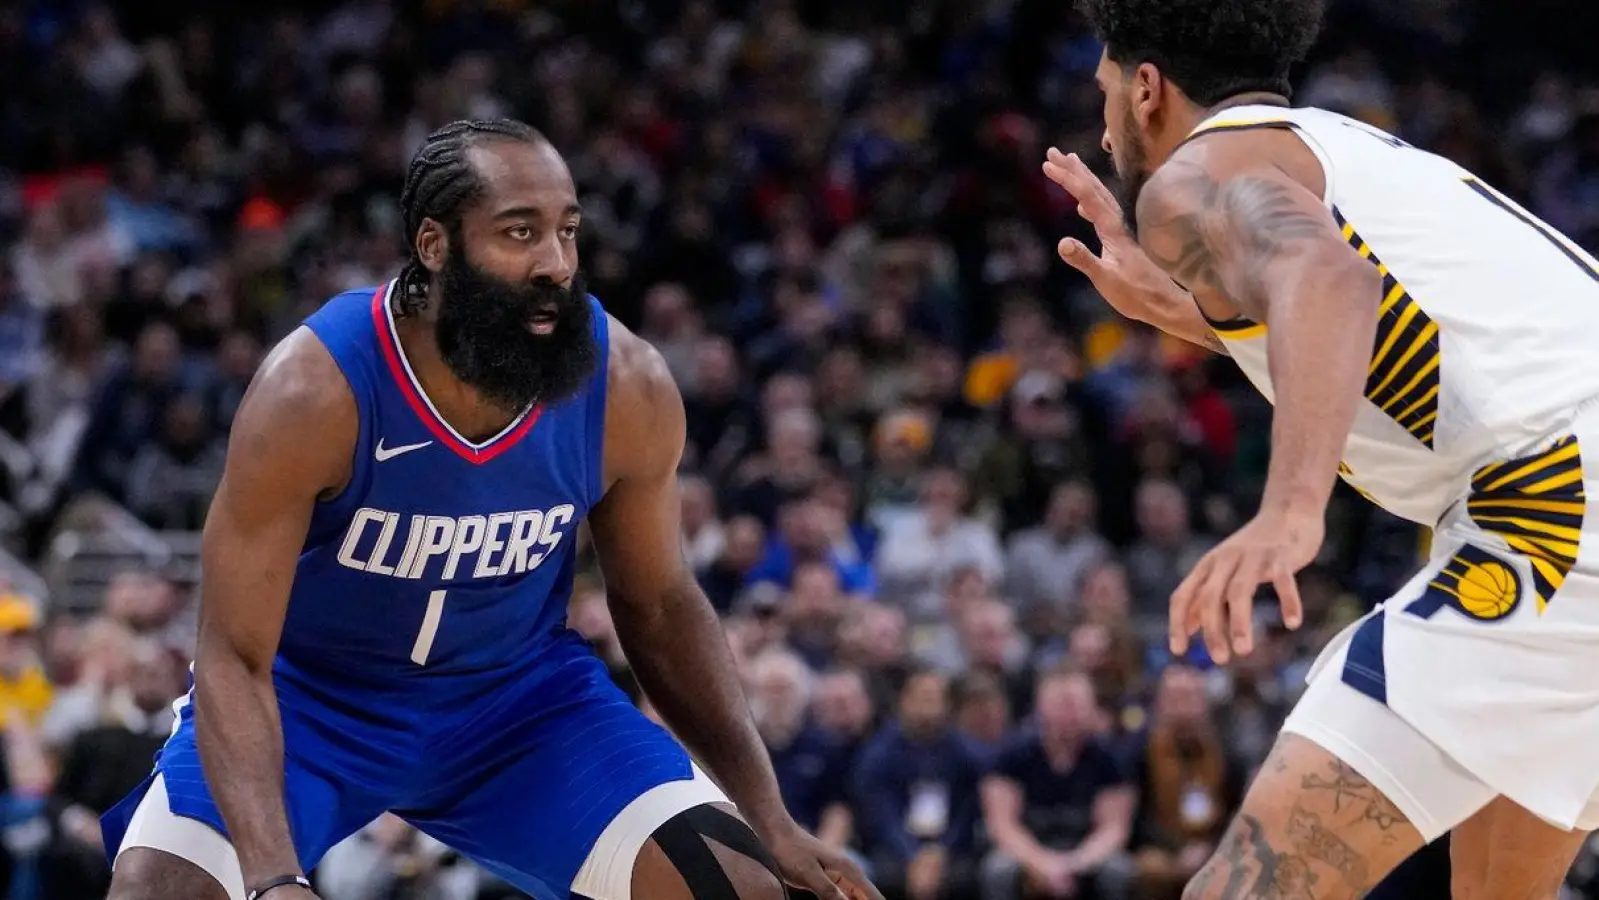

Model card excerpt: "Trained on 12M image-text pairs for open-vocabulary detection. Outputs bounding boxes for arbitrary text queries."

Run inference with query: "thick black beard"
[434,250,599,413]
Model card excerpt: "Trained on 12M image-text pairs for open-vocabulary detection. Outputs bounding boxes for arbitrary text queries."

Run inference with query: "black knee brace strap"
[650,805,782,900]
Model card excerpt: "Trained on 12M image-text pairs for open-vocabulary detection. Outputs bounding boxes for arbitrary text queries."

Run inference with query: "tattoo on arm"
[1136,160,1333,320]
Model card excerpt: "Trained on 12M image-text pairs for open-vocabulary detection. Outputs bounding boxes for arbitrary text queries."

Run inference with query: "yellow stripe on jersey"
[1465,435,1585,612]
[1210,318,1266,340]
[1187,116,1293,138]
[1334,207,1442,449]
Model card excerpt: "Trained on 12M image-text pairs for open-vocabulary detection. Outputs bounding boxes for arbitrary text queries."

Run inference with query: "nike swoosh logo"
[374,439,434,462]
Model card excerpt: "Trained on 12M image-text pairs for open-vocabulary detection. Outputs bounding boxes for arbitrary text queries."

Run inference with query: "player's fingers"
[1045,148,1125,230]
[1169,556,1211,655]
[1192,552,1240,665]
[1224,551,1262,657]
[788,858,852,900]
[1060,150,1126,223]
[1056,237,1105,276]
[1273,560,1305,631]
[825,855,886,900]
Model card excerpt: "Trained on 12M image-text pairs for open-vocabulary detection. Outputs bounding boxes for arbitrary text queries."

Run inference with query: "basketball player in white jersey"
[1046,0,1599,897]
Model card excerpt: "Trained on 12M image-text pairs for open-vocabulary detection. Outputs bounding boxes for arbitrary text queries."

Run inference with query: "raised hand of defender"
[1169,508,1318,665]
[1042,147,1180,323]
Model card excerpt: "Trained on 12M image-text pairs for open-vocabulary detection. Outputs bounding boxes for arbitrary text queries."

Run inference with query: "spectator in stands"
[203,329,263,436]
[748,649,853,848]
[875,466,1003,624]
[862,408,936,528]
[679,473,726,572]
[0,594,51,730]
[1125,664,1244,900]
[731,393,829,525]
[977,370,1104,535]
[681,335,754,478]
[746,497,875,598]
[1056,622,1149,739]
[1122,479,1215,621]
[39,616,136,748]
[945,599,1034,718]
[316,815,479,900]
[949,669,1011,769]
[1208,621,1297,775]
[123,392,225,530]
[101,568,188,655]
[853,667,982,900]
[1005,480,1111,628]
[979,667,1133,900]
[696,514,766,614]
[836,603,913,714]
[72,320,189,503]
[813,667,878,763]
[52,637,179,851]
[784,561,851,669]
[0,260,44,437]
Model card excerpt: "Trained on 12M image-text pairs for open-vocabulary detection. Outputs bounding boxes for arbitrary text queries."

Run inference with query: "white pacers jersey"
[1191,106,1599,829]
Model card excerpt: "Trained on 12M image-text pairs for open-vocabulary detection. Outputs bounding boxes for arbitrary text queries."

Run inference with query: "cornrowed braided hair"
[396,118,549,315]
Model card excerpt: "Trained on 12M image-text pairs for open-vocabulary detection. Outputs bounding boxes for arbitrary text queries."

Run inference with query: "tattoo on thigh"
[1300,760,1407,834]
[1207,814,1320,900]
[1286,806,1372,890]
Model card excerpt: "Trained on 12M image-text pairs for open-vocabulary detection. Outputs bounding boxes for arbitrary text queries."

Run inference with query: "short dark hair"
[1079,0,1324,106]
[396,118,548,313]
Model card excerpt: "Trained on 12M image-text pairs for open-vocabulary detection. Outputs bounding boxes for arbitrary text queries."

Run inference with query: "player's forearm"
[1259,262,1381,517]
[1138,281,1230,355]
[610,578,791,836]
[193,645,300,885]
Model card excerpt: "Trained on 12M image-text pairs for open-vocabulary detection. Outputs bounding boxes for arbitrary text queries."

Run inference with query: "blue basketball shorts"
[101,636,709,900]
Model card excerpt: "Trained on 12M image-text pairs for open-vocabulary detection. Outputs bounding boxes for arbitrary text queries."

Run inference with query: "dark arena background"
[0,0,1594,898]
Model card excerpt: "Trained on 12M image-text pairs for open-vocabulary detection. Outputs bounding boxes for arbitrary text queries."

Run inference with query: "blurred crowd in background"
[0,0,1596,898]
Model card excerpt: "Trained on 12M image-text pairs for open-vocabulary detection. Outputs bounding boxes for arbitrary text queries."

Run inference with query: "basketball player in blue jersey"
[100,120,881,900]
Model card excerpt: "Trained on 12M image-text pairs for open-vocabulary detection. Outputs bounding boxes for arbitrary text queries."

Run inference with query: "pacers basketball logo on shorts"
[1410,544,1523,622]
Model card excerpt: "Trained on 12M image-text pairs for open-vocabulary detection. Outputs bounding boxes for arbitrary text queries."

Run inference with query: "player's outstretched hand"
[768,825,885,900]
[1041,147,1179,323]
[1169,508,1320,664]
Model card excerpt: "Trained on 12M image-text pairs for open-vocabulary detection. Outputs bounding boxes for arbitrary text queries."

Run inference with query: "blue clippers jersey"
[282,280,609,682]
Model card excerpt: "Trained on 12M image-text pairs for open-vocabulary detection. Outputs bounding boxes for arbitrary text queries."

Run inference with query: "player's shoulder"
[1141,127,1323,225]
[235,326,358,447]
[603,313,681,422]
[600,313,684,481]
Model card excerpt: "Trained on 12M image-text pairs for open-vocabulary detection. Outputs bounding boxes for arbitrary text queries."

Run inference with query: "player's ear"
[1132,62,1163,129]
[416,218,449,274]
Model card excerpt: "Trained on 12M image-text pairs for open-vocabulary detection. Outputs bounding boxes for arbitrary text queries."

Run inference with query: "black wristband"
[246,874,311,900]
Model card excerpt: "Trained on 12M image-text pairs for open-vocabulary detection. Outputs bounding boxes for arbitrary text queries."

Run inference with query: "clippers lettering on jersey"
[336,504,577,581]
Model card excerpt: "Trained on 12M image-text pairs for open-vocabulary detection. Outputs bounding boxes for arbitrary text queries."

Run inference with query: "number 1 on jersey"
[411,589,447,665]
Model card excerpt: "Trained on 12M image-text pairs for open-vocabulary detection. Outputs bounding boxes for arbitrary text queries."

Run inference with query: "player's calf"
[623,803,785,900]
[1182,734,1424,900]
[108,847,234,900]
